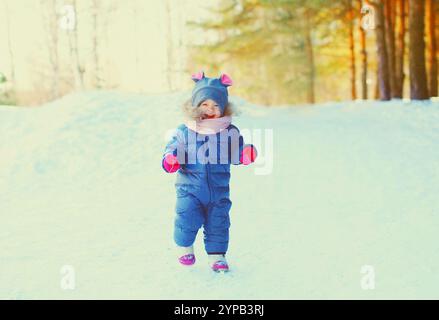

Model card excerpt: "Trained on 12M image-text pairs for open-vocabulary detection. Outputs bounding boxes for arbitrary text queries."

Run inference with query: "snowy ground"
[1,91,438,299]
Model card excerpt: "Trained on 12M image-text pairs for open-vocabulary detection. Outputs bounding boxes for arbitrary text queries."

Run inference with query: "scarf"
[185,116,232,134]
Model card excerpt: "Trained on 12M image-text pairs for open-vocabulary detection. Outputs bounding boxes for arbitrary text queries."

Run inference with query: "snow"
[1,91,439,299]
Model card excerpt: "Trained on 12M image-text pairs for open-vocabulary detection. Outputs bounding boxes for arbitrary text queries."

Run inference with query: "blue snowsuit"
[163,123,247,254]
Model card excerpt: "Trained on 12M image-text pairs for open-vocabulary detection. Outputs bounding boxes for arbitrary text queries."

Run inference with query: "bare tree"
[3,0,16,88]
[370,0,391,100]
[174,1,186,90]
[347,0,357,100]
[165,0,175,91]
[40,0,60,100]
[394,0,406,98]
[66,0,85,90]
[303,7,315,104]
[409,0,429,100]
[359,0,368,100]
[427,0,438,97]
[131,0,141,91]
[385,0,397,97]
[91,0,102,88]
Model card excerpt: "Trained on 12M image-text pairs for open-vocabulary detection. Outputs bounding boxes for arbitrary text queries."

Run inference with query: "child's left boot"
[208,254,229,273]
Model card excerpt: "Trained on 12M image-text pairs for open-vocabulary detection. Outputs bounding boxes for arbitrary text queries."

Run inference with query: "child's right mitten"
[162,153,181,173]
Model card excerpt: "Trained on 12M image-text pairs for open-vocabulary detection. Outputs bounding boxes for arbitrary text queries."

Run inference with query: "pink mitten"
[162,154,181,173]
[240,145,258,165]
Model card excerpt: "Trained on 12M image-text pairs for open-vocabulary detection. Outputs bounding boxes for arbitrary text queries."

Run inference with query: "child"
[162,71,257,273]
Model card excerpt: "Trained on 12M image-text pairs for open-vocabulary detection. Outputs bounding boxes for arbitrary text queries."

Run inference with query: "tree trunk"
[359,0,368,99]
[374,0,391,100]
[41,0,60,100]
[427,0,438,97]
[304,8,316,104]
[68,0,84,90]
[3,0,16,87]
[348,0,357,100]
[165,0,174,91]
[131,0,141,92]
[409,0,429,100]
[375,68,380,99]
[385,0,397,97]
[394,0,406,98]
[92,0,102,89]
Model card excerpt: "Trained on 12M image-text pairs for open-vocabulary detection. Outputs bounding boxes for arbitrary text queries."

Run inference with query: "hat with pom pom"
[191,71,233,115]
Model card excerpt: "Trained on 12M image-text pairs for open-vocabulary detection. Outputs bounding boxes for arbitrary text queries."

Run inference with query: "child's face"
[198,99,221,120]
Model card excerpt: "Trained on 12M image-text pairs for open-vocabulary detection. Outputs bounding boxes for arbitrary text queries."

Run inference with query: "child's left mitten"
[162,153,181,173]
[240,144,258,165]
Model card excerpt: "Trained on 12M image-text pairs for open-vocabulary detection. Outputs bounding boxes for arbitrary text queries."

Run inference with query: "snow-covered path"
[1,92,438,299]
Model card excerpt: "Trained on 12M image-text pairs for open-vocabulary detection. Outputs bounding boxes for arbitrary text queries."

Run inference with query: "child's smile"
[198,99,221,120]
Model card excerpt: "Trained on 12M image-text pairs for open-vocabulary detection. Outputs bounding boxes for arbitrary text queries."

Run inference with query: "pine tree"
[370,0,391,100]
[394,0,406,98]
[409,0,429,100]
[427,0,438,97]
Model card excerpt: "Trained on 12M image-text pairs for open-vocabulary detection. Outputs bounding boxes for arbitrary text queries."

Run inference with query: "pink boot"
[178,254,196,266]
[177,245,196,266]
[209,254,229,273]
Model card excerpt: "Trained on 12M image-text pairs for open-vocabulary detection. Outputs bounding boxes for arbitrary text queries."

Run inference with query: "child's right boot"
[177,245,196,266]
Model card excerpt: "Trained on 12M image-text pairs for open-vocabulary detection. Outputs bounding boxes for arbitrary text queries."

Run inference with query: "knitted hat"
[191,71,233,115]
